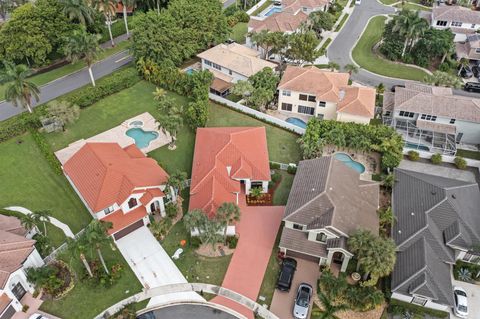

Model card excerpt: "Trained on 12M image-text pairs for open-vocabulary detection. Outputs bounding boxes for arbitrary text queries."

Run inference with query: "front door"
[11,282,26,301]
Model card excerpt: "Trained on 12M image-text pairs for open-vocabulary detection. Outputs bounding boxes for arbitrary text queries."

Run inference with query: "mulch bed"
[41,260,75,301]
[246,172,284,206]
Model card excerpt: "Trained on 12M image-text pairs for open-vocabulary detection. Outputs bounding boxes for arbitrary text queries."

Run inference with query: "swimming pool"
[126,128,159,149]
[405,142,430,152]
[185,68,196,75]
[285,117,307,129]
[334,153,366,174]
[264,6,282,16]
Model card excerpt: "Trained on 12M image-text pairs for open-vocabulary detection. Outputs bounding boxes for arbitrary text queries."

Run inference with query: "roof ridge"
[278,66,310,89]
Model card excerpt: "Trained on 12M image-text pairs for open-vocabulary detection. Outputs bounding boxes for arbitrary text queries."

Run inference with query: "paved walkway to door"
[212,198,284,319]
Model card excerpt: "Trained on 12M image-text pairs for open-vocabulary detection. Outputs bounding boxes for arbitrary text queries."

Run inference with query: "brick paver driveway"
[212,200,284,319]
[270,259,320,319]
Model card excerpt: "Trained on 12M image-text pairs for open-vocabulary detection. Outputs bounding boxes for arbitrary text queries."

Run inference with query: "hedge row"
[0,112,42,143]
[63,67,140,108]
[389,299,449,318]
[29,128,63,175]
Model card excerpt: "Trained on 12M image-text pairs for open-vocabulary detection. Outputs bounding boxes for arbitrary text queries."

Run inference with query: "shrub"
[29,128,62,175]
[372,173,382,182]
[271,171,281,184]
[233,10,250,23]
[454,156,467,169]
[407,150,420,161]
[287,165,297,174]
[165,202,178,219]
[226,236,238,249]
[64,67,140,108]
[227,16,238,27]
[45,100,80,126]
[269,162,280,169]
[438,62,451,72]
[389,299,449,318]
[189,235,202,248]
[0,112,41,143]
[453,260,480,281]
[431,153,442,164]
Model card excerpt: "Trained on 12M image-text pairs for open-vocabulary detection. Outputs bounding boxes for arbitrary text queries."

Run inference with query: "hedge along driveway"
[352,16,429,81]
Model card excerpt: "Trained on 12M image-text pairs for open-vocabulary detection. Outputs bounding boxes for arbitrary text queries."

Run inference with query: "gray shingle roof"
[326,237,348,250]
[391,168,480,306]
[279,227,327,258]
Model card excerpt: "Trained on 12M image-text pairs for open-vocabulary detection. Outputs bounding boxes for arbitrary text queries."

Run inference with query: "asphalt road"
[137,304,240,319]
[0,50,132,121]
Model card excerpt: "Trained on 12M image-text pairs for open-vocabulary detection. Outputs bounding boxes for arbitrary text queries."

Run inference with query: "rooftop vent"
[452,194,456,199]
[431,191,436,196]
[339,89,346,101]
[411,212,415,216]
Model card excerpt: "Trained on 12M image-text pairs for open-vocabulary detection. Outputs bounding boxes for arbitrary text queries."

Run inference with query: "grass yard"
[0,135,91,235]
[352,16,429,81]
[0,41,130,102]
[272,171,294,206]
[230,22,248,44]
[257,223,282,306]
[456,149,480,160]
[379,0,398,4]
[161,221,232,286]
[334,13,349,32]
[40,244,143,319]
[251,0,273,16]
[394,2,431,11]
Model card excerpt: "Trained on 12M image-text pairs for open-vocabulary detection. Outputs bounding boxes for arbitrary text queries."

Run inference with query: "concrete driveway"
[115,226,203,307]
[270,258,319,319]
[451,279,480,318]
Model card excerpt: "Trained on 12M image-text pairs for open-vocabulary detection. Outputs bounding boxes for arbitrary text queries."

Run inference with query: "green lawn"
[231,22,248,44]
[257,223,282,306]
[0,41,130,102]
[252,0,273,16]
[379,0,398,4]
[0,135,91,235]
[161,221,232,286]
[456,149,480,160]
[272,171,294,206]
[352,16,429,81]
[334,13,349,32]
[40,244,143,319]
[394,2,431,11]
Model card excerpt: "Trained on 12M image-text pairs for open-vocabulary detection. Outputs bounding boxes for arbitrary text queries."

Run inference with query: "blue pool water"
[264,6,282,16]
[185,68,195,75]
[286,117,307,129]
[405,142,430,152]
[334,153,366,174]
[126,128,159,149]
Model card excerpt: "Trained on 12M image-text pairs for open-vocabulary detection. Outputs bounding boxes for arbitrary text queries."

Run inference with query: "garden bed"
[38,261,75,300]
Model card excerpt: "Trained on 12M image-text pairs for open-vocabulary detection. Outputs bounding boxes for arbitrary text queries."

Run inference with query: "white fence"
[43,228,86,264]
[246,0,270,15]
[209,93,305,135]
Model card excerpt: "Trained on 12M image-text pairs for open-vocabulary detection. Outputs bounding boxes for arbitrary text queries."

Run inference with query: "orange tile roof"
[248,11,308,33]
[139,188,165,206]
[0,294,12,314]
[189,127,271,218]
[102,206,147,235]
[0,230,35,288]
[279,66,350,102]
[116,2,134,13]
[64,143,169,212]
[337,86,376,118]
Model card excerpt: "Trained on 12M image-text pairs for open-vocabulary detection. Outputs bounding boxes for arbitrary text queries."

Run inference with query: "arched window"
[128,197,138,209]
[316,232,327,243]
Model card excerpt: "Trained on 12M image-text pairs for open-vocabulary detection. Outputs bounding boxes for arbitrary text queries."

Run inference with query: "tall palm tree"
[156,97,184,149]
[94,0,118,47]
[19,214,37,234]
[120,0,135,37]
[31,210,51,237]
[63,28,102,87]
[152,87,167,101]
[184,209,224,250]
[84,220,112,274]
[393,9,428,57]
[343,63,359,76]
[166,170,188,198]
[327,61,339,72]
[216,202,241,240]
[0,61,40,113]
[316,290,350,319]
[66,235,93,277]
[60,0,94,25]
[347,229,375,272]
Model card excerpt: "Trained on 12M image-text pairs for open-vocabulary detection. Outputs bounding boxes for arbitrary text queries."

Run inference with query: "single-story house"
[63,142,173,241]
[279,156,379,272]
[0,215,44,319]
[391,169,480,312]
[431,5,480,42]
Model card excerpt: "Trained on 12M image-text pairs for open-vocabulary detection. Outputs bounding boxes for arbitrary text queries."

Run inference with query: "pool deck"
[55,112,171,164]
[323,147,381,181]
[267,109,312,125]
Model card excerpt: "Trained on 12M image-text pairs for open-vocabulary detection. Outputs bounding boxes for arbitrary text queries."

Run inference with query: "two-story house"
[0,215,44,319]
[197,43,276,97]
[278,66,376,124]
[63,142,173,240]
[279,156,379,272]
[391,168,480,312]
[456,33,480,61]
[383,82,480,155]
[189,127,271,232]
[431,5,480,42]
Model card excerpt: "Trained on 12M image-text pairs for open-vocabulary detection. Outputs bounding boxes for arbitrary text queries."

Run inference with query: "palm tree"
[347,229,375,272]
[360,237,396,286]
[156,97,184,149]
[66,235,93,277]
[423,71,462,88]
[184,209,224,250]
[60,0,94,25]
[393,9,428,57]
[166,170,188,198]
[84,220,112,274]
[31,210,51,237]
[327,61,339,71]
[458,58,469,76]
[343,63,359,76]
[152,87,167,101]
[94,0,118,47]
[120,0,135,37]
[63,28,102,87]
[216,202,241,240]
[0,61,40,113]
[19,214,37,234]
[316,290,349,319]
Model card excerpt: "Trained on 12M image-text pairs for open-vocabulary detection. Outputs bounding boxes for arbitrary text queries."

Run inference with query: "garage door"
[113,219,144,241]
[286,250,320,263]
[0,305,16,319]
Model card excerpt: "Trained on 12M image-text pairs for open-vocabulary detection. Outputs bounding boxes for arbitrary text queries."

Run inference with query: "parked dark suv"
[464,82,480,93]
[276,257,297,291]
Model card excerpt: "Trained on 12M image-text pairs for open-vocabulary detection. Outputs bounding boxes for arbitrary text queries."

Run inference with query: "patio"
[322,146,381,180]
[55,112,171,164]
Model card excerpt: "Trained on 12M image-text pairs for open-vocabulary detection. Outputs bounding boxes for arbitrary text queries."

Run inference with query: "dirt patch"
[336,304,386,319]
[195,243,235,257]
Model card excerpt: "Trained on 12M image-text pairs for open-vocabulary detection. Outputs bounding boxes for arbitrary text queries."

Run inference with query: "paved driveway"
[270,259,319,319]
[115,226,203,307]
[212,203,284,319]
[451,279,480,318]
[138,304,240,319]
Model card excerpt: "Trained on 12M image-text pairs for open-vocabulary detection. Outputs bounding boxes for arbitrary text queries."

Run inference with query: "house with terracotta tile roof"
[432,5,480,42]
[189,127,271,222]
[197,43,276,97]
[277,66,376,124]
[0,215,44,319]
[63,142,173,240]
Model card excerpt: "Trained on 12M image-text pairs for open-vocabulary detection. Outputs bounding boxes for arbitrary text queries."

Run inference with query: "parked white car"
[293,283,312,319]
[28,314,49,319]
[355,0,361,5]
[453,286,469,318]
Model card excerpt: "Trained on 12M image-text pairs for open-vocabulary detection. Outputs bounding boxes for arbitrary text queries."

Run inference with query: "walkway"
[211,195,284,319]
[114,226,204,307]
[4,206,75,238]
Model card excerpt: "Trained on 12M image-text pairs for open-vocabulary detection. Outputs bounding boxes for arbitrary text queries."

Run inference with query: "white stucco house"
[431,5,480,42]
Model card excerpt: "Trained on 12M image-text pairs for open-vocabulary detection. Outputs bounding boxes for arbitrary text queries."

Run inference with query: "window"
[299,94,308,101]
[384,111,391,116]
[472,24,476,29]
[298,105,315,115]
[293,224,303,230]
[282,90,291,96]
[436,20,447,27]
[128,198,138,209]
[103,206,114,215]
[450,118,456,124]
[302,6,308,11]
[317,113,324,120]
[281,103,293,111]
[212,62,221,70]
[204,60,212,66]
[229,69,233,75]
[316,232,327,243]
[308,95,316,102]
[318,101,326,108]
[420,114,437,121]
[476,48,480,54]
[411,296,427,306]
[451,21,462,27]
[399,111,414,118]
